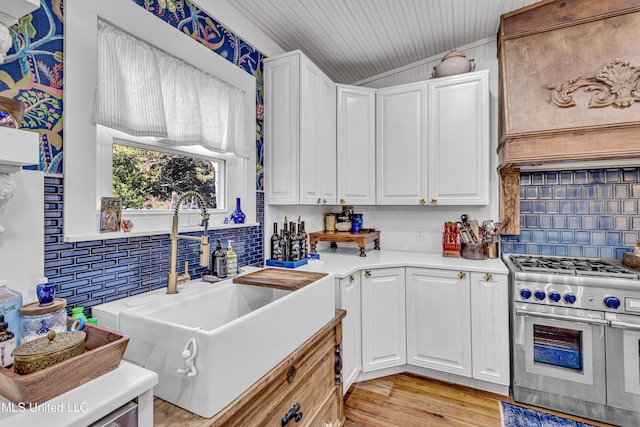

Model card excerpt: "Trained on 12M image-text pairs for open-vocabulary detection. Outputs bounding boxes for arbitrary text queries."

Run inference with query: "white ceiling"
[227,0,541,84]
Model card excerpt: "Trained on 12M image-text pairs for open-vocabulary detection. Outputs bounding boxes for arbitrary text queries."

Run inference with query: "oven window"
[533,324,583,371]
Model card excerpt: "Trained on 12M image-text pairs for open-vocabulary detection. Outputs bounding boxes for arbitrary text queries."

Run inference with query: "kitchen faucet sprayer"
[167,191,210,294]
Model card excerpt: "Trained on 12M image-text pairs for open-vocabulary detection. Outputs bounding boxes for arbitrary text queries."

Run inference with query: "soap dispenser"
[226,240,238,277]
[212,239,227,279]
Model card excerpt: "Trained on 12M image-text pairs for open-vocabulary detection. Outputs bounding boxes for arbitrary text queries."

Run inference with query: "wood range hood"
[497,0,640,234]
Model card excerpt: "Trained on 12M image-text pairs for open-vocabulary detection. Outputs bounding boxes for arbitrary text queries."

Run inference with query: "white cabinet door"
[428,70,489,205]
[264,53,299,204]
[299,57,336,205]
[376,83,428,205]
[337,85,376,205]
[470,272,510,385]
[264,51,336,205]
[337,274,361,393]
[406,267,472,377]
[361,267,406,371]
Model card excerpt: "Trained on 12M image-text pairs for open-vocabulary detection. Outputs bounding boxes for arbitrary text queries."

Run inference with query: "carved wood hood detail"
[497,0,640,234]
[547,59,640,109]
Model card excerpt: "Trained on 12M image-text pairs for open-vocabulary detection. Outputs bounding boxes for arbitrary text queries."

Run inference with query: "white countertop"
[0,361,158,427]
[297,247,509,277]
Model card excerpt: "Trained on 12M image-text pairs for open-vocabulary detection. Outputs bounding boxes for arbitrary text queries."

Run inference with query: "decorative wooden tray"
[0,318,129,404]
[622,252,640,270]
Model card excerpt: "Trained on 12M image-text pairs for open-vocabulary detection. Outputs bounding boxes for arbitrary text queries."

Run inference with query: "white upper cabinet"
[428,70,489,205]
[264,53,299,204]
[376,70,489,206]
[376,82,428,205]
[264,51,336,205]
[265,50,490,207]
[337,85,376,205]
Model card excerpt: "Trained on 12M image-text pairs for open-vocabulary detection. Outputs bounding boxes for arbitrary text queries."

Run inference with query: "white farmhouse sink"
[114,272,334,419]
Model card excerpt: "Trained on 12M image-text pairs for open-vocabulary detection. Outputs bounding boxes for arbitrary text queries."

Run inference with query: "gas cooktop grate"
[510,256,640,279]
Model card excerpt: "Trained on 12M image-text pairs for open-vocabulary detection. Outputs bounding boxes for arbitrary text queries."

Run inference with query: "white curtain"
[94,20,251,158]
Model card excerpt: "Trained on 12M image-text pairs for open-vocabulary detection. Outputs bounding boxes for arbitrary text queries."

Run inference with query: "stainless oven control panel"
[514,280,640,314]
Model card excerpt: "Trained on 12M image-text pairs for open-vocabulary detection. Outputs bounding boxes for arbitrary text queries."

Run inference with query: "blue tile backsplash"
[501,167,640,259]
[43,176,264,317]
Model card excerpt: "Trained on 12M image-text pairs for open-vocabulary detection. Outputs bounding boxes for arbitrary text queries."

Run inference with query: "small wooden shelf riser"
[309,230,380,257]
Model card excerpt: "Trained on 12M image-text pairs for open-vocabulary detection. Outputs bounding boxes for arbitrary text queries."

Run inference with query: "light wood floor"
[343,373,615,427]
[153,373,617,426]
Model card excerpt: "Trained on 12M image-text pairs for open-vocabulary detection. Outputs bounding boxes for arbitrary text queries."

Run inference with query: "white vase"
[432,50,476,78]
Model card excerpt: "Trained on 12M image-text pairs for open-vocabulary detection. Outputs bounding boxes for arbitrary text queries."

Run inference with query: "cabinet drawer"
[310,389,341,427]
[261,344,336,426]
[226,330,336,426]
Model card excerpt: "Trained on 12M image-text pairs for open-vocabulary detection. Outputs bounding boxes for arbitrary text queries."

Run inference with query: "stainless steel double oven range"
[504,254,640,427]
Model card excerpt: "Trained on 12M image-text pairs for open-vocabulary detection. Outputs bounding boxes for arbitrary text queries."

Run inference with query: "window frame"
[65,0,257,242]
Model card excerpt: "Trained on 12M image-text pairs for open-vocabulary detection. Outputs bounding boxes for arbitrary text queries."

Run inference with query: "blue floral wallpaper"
[0,0,266,190]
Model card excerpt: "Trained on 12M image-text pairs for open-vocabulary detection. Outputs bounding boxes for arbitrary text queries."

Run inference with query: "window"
[65,0,256,241]
[112,143,220,210]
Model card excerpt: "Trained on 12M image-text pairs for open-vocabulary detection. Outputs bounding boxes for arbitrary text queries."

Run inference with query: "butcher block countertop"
[232,268,327,290]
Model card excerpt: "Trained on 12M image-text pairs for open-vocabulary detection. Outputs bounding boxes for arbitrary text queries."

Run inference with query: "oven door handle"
[515,309,609,326]
[609,320,640,331]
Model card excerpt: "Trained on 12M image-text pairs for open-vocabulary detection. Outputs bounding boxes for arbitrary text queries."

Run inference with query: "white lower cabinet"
[361,268,406,372]
[338,266,509,392]
[406,268,472,377]
[337,274,361,393]
[470,272,510,385]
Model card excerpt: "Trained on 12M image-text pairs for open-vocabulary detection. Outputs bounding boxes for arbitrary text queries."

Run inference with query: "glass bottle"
[283,219,291,261]
[0,315,15,368]
[230,197,245,224]
[270,222,281,260]
[299,220,308,259]
[213,239,227,278]
[290,222,301,262]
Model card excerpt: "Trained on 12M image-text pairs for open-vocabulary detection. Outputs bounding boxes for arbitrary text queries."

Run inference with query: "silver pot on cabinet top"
[432,50,475,78]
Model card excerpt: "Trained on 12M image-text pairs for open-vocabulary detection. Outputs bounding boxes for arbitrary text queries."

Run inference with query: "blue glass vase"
[230,198,245,224]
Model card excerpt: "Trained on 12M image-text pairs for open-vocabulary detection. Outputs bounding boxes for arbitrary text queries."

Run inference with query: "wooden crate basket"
[0,318,129,404]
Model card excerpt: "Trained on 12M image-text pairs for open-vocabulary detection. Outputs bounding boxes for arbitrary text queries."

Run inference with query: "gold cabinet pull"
[316,198,322,205]
[430,199,438,206]
[419,199,426,205]
[458,271,466,279]
[364,270,372,278]
[340,198,346,205]
[484,273,493,282]
[323,198,327,205]
[349,275,355,282]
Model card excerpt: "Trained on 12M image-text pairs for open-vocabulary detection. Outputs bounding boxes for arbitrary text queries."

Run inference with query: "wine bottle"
[283,220,291,261]
[299,218,308,259]
[270,222,281,260]
[290,222,301,261]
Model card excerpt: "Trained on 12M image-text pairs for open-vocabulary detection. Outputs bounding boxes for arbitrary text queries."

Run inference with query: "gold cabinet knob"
[340,198,346,205]
[419,199,426,205]
[458,271,466,279]
[430,199,437,206]
[316,198,322,205]
[484,273,493,282]
[323,198,328,205]
[349,275,355,282]
[364,270,372,278]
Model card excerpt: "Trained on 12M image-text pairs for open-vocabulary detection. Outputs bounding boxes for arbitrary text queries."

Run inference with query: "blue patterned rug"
[500,401,600,427]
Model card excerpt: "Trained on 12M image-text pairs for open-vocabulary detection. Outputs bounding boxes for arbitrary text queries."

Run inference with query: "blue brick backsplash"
[501,168,640,260]
[43,176,264,317]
